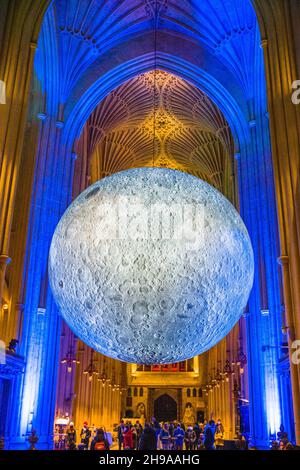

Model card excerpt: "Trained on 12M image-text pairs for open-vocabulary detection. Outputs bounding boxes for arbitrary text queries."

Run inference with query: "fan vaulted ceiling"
[76,71,235,197]
[50,0,257,101]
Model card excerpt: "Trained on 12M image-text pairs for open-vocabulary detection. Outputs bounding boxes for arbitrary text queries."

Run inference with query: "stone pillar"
[177,388,182,421]
[236,103,284,446]
[193,356,199,375]
[253,0,300,443]
[7,111,75,448]
[0,1,49,304]
[278,256,300,442]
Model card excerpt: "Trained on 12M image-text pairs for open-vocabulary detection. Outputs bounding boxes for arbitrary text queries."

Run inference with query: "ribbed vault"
[40,0,257,103]
[76,71,235,197]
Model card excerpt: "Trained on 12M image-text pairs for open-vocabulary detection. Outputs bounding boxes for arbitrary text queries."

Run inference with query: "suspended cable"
[152,0,158,167]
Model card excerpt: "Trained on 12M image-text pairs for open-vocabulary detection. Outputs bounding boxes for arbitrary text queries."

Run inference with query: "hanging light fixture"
[97,372,107,386]
[83,350,98,382]
[224,359,232,382]
[61,347,80,373]
[111,366,116,392]
[97,357,108,386]
[237,349,247,374]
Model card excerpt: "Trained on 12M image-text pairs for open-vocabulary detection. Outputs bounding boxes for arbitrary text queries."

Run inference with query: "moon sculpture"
[49,167,254,364]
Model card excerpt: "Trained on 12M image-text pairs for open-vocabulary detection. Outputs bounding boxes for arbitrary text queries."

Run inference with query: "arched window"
[187,388,191,397]
[126,397,132,407]
[140,387,143,397]
[125,409,133,418]
[198,388,203,398]
[134,387,138,397]
[127,388,132,397]
[193,388,197,398]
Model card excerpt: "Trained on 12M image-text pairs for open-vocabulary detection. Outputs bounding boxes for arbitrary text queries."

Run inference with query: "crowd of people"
[270,425,295,451]
[117,417,225,450]
[62,417,224,451]
[62,419,295,451]
[63,421,111,450]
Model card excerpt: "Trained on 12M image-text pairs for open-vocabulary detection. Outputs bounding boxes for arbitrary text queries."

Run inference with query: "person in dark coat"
[139,423,157,450]
[66,422,76,450]
[151,417,161,447]
[80,421,91,450]
[204,420,216,450]
[90,429,110,450]
[117,420,125,450]
[193,423,201,450]
[134,421,143,450]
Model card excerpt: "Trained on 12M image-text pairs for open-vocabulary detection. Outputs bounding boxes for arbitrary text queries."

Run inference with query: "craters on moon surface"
[49,167,254,364]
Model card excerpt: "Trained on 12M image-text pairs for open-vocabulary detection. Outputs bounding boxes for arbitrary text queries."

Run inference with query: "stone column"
[253,0,300,443]
[0,1,49,304]
[8,111,75,448]
[177,388,182,421]
[278,256,300,442]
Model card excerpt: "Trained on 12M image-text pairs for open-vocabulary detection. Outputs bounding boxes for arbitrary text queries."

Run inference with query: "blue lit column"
[8,112,76,448]
[236,108,286,446]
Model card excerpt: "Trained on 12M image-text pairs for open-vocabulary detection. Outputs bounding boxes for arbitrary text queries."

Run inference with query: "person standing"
[90,429,110,450]
[160,423,170,450]
[204,420,216,450]
[215,420,224,450]
[123,425,134,450]
[184,426,196,450]
[66,422,76,450]
[174,423,185,450]
[132,425,137,450]
[193,423,201,450]
[139,423,157,450]
[80,421,91,450]
[135,421,143,450]
[151,417,161,448]
[117,420,125,450]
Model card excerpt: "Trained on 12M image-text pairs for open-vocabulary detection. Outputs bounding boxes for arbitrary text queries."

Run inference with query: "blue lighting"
[5,0,294,449]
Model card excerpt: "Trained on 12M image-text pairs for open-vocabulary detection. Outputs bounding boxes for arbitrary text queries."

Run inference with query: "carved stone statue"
[183,403,195,428]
